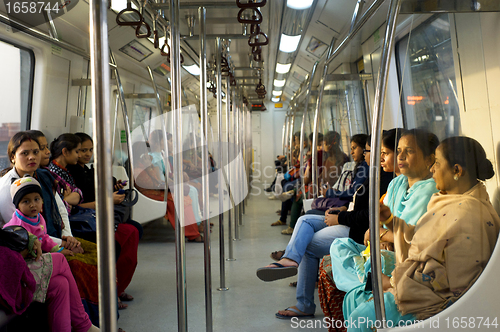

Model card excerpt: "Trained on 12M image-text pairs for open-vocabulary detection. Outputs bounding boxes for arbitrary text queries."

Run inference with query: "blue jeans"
[283,214,350,314]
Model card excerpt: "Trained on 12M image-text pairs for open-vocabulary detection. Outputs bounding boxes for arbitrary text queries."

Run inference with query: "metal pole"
[289,109,295,169]
[369,0,402,326]
[363,80,372,130]
[170,0,188,331]
[146,65,171,201]
[109,51,136,196]
[216,37,229,291]
[239,102,244,223]
[199,7,213,332]
[112,94,119,158]
[89,0,117,330]
[226,76,235,261]
[349,0,365,34]
[312,37,336,199]
[234,95,241,240]
[299,63,319,200]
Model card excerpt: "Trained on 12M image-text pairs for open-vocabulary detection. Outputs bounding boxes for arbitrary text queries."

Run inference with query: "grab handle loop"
[135,20,151,38]
[115,0,142,26]
[250,23,260,36]
[236,0,266,8]
[237,8,262,24]
[248,31,269,46]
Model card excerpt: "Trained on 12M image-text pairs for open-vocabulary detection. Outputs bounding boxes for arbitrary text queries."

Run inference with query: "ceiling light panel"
[279,34,301,53]
[274,79,286,87]
[276,63,292,74]
[287,0,314,10]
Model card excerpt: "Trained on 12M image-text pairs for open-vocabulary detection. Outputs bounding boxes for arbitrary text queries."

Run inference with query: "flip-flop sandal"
[275,307,314,319]
[289,281,297,287]
[256,262,297,282]
[270,250,285,261]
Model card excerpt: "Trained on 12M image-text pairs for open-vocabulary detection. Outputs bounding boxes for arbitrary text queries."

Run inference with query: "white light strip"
[279,34,301,53]
[286,0,313,10]
[274,79,286,87]
[276,63,292,74]
[272,97,280,102]
[272,90,283,96]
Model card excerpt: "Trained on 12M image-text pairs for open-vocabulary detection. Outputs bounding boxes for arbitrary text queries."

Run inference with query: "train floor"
[118,186,327,331]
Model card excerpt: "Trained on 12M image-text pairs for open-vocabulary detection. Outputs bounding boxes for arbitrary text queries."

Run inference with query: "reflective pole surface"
[234,94,240,240]
[216,37,228,291]
[89,0,117,330]
[226,76,235,261]
[311,38,336,199]
[368,0,402,326]
[299,63,318,200]
[169,0,188,331]
[199,7,213,332]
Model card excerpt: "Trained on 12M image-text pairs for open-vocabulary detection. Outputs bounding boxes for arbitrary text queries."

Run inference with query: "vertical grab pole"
[238,101,244,224]
[216,37,229,291]
[289,109,295,169]
[234,94,241,240]
[226,76,235,261]
[299,62,319,200]
[199,7,213,332]
[312,37,336,199]
[170,0,188,331]
[89,0,117,330]
[146,65,171,201]
[368,0,401,326]
[109,52,136,195]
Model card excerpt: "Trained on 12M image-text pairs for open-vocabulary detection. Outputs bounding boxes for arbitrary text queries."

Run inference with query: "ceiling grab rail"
[198,7,214,332]
[89,0,117,330]
[109,51,137,205]
[299,62,318,201]
[325,0,384,65]
[311,36,336,199]
[169,0,188,331]
[115,0,142,26]
[368,0,402,327]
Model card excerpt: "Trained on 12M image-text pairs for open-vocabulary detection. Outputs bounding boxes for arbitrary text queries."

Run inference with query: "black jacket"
[336,170,393,244]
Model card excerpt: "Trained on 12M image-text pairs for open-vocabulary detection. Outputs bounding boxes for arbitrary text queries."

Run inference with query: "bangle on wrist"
[390,276,396,289]
[380,229,389,239]
[380,214,393,226]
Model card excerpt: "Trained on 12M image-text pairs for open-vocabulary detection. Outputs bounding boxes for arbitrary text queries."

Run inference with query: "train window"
[396,14,460,139]
[0,40,34,171]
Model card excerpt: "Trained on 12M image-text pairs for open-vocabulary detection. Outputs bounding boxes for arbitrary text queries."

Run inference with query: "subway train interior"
[1,0,500,331]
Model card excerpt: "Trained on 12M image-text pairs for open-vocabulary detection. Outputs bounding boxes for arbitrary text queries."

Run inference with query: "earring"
[454,175,459,181]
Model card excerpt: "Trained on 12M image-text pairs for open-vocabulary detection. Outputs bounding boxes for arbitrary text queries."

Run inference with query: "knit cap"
[10,176,43,208]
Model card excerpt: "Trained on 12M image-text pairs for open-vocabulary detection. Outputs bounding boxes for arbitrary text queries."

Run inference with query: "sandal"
[117,298,128,310]
[271,220,286,226]
[256,262,297,282]
[270,250,285,261]
[119,292,134,301]
[275,307,314,319]
[281,227,294,235]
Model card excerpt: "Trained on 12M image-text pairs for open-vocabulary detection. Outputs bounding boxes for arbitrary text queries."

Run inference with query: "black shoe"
[264,187,273,192]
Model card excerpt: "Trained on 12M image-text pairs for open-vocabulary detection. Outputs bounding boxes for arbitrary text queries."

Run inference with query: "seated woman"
[331,129,439,303]
[0,226,100,332]
[132,140,204,242]
[317,128,401,327]
[346,136,500,331]
[49,133,139,308]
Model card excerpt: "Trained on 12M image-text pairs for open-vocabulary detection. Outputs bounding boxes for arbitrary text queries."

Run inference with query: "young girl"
[4,176,79,257]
